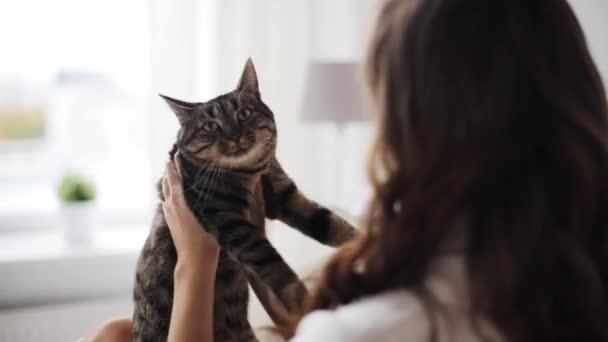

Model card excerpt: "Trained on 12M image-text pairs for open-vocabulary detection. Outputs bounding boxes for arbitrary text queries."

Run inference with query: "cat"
[132,58,357,342]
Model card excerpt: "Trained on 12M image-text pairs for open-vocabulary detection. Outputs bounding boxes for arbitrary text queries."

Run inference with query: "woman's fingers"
[162,171,171,201]
[165,160,184,200]
[160,155,221,265]
[166,161,179,186]
[174,151,183,178]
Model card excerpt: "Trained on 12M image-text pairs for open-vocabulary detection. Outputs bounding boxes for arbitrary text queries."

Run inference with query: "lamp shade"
[300,61,370,123]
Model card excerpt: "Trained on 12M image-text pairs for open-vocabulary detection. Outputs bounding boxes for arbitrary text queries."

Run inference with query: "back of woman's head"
[305,0,608,340]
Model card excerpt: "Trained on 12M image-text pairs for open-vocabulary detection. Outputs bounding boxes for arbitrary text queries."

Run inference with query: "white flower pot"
[62,201,97,245]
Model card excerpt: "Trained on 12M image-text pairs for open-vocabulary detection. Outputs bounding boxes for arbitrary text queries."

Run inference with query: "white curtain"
[148,0,376,208]
[214,0,376,206]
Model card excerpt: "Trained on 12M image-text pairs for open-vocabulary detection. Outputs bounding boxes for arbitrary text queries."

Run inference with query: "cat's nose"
[230,135,239,144]
[231,135,247,147]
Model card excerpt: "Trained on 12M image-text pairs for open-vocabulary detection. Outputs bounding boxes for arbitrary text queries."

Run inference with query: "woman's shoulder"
[291,289,430,342]
[288,255,502,342]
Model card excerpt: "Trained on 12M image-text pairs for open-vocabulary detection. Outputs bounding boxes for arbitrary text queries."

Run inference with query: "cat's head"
[161,59,276,169]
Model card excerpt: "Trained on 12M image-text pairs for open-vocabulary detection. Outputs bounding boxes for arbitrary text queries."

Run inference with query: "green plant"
[57,173,96,202]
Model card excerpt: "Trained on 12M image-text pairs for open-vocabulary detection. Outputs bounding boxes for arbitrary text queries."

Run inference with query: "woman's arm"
[163,155,220,342]
[169,254,218,342]
[84,156,220,342]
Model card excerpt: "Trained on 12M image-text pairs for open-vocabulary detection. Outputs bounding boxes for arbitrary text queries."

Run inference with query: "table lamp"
[300,61,371,208]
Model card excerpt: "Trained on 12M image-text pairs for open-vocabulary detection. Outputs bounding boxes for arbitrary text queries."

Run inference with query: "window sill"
[0,226,148,308]
[0,220,343,309]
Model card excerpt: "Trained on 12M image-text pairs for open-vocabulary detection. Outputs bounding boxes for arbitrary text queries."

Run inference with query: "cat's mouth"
[219,139,273,169]
[225,146,250,157]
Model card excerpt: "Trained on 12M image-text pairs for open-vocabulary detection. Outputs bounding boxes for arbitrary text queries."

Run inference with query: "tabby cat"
[132,59,357,342]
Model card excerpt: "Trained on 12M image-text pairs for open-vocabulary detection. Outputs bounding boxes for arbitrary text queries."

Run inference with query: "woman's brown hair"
[286,0,608,340]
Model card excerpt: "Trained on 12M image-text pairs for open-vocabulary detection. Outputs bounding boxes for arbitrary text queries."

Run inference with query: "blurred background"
[0,0,606,341]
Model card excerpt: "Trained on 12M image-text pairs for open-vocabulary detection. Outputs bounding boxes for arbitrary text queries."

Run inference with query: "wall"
[148,0,608,211]
[213,0,376,210]
[570,0,608,83]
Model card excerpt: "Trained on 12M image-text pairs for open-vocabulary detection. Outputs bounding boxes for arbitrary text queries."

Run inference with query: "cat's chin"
[224,147,250,158]
[220,142,270,169]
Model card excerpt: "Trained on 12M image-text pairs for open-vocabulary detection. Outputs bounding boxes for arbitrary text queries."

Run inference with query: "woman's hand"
[163,152,219,342]
[162,152,220,271]
[85,153,223,342]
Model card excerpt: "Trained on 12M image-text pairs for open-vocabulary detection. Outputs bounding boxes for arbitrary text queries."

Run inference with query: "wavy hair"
[284,0,608,340]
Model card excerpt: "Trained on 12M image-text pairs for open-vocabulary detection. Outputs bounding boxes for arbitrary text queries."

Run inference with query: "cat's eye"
[203,121,219,132]
[238,109,252,121]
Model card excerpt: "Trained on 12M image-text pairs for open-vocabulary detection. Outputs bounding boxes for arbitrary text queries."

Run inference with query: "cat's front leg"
[217,218,308,314]
[262,158,359,246]
[246,270,296,326]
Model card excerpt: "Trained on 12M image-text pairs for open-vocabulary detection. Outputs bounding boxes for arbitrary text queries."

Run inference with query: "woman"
[86,0,608,340]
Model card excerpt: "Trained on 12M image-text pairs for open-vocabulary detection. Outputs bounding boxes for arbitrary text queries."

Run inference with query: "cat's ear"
[159,94,196,125]
[236,58,260,98]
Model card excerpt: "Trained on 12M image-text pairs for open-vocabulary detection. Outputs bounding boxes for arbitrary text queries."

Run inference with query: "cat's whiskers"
[193,161,217,207]
[196,160,220,207]
[198,163,216,208]
[193,161,215,193]
[204,162,222,206]
[186,162,207,192]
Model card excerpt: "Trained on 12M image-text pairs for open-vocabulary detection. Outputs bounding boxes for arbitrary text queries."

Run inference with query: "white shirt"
[285,255,503,342]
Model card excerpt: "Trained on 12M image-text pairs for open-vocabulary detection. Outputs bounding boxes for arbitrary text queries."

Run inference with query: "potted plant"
[57,172,97,244]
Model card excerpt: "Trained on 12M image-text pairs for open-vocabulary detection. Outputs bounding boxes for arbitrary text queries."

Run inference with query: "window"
[0,0,152,231]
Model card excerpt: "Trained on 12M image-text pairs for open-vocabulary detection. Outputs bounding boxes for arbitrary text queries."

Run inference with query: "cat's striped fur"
[132,59,357,342]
